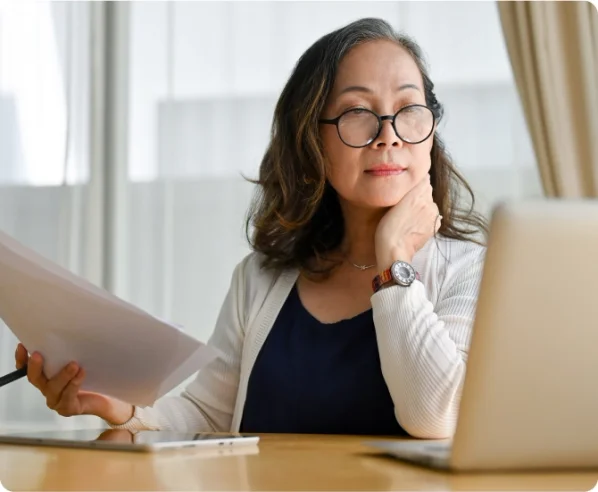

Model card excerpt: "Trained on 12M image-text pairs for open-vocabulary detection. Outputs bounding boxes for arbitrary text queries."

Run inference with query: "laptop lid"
[451,199,598,471]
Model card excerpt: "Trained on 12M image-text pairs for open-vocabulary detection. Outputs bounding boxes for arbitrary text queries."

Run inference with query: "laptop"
[0,429,259,453]
[366,199,598,472]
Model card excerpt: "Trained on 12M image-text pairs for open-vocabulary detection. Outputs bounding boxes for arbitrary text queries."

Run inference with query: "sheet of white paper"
[0,229,218,406]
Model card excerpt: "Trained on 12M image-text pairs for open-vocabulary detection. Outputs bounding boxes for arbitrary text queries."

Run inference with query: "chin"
[359,194,405,209]
[363,180,412,208]
[336,186,409,211]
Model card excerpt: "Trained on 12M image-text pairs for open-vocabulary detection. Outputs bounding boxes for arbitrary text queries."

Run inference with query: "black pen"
[0,365,28,388]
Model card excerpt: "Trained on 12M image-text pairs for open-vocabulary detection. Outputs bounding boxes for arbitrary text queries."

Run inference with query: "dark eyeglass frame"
[319,104,436,148]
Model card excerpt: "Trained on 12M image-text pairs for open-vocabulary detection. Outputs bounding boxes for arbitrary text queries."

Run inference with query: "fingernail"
[32,352,41,362]
[68,362,78,373]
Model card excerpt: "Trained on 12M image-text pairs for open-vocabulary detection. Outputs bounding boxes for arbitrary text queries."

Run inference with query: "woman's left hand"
[374,174,441,271]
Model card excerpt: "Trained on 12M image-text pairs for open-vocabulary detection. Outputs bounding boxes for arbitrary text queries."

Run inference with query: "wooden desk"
[0,433,596,491]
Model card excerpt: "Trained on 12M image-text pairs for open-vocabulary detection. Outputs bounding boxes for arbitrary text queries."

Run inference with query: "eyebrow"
[337,83,421,96]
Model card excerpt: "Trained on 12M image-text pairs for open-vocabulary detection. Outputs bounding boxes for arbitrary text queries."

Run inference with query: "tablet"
[0,429,260,452]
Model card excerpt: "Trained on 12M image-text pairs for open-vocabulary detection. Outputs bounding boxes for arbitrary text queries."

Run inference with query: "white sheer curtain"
[122,1,542,348]
[0,2,102,430]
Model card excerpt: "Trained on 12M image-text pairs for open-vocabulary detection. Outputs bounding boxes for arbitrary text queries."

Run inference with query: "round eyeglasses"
[319,104,435,148]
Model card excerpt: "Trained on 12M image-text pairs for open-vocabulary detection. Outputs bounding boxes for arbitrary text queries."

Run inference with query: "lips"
[365,164,407,176]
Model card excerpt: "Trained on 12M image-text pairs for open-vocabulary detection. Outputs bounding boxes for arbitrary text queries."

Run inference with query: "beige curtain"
[498,1,598,197]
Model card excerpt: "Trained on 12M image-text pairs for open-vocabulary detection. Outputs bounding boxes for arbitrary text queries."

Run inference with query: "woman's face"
[320,39,435,210]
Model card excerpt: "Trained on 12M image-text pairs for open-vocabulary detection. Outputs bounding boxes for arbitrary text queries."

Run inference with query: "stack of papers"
[0,230,218,406]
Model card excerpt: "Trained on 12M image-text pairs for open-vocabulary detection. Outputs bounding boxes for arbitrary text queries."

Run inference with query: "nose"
[371,115,402,148]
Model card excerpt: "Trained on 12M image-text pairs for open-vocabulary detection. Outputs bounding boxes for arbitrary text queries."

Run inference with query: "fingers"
[424,174,434,196]
[27,352,49,391]
[45,361,80,410]
[15,343,28,370]
[414,173,431,191]
[52,368,85,415]
[408,174,434,201]
[435,213,443,234]
[16,346,84,416]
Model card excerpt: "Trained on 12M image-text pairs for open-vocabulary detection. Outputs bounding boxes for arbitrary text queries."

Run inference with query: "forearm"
[372,281,468,439]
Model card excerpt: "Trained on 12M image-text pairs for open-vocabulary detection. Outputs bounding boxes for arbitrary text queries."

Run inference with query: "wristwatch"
[372,260,417,293]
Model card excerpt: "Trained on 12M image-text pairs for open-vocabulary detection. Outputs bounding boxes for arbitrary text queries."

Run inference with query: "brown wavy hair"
[246,17,488,275]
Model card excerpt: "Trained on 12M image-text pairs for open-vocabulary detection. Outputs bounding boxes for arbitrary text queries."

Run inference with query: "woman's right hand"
[15,343,134,426]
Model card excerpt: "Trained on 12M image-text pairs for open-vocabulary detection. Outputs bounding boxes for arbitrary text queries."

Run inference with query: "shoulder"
[229,251,294,327]
[232,251,280,289]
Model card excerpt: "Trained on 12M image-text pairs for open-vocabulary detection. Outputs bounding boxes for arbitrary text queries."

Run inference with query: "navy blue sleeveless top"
[239,284,406,435]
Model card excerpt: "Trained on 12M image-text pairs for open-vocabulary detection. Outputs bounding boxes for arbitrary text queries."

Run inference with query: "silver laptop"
[366,199,598,472]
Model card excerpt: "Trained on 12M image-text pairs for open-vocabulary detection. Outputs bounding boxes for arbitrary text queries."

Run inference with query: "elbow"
[393,368,465,439]
[400,419,455,440]
[395,403,458,440]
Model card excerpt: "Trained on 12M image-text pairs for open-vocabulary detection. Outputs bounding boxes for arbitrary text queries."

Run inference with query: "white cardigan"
[112,237,485,439]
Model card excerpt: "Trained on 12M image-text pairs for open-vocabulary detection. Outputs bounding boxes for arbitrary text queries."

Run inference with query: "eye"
[344,106,369,115]
[343,106,367,113]
[400,105,420,113]
[400,103,423,114]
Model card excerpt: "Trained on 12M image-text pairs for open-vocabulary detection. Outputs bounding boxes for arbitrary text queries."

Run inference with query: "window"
[0,2,90,186]
[122,1,542,342]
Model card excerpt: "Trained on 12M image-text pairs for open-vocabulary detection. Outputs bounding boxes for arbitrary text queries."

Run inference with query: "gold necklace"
[350,262,376,271]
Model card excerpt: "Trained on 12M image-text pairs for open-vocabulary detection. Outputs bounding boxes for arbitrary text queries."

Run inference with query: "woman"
[15,18,487,439]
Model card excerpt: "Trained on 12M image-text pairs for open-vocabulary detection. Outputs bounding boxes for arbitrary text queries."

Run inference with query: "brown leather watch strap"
[372,268,393,293]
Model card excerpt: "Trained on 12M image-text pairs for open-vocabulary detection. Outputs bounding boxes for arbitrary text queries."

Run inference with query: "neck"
[339,201,386,267]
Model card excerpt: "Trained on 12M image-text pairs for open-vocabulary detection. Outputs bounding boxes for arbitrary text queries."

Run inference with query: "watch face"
[391,261,416,286]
